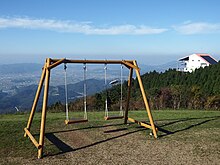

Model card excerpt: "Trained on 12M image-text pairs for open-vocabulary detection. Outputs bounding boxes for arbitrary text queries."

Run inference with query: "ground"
[0,110,220,165]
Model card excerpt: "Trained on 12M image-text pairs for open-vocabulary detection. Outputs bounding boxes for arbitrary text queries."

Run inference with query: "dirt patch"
[60,130,94,149]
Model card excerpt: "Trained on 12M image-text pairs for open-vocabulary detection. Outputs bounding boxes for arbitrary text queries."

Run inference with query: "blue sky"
[0,0,220,64]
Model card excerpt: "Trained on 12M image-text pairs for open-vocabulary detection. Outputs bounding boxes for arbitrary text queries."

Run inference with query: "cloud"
[173,21,220,34]
[0,16,167,35]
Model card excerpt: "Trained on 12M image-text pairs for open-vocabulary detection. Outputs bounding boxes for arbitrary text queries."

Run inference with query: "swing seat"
[65,118,88,124]
[104,116,124,120]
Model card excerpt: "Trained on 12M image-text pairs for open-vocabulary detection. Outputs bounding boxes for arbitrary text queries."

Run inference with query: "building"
[178,53,218,72]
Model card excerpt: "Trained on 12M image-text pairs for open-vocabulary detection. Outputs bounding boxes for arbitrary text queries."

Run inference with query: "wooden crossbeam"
[122,60,139,70]
[24,128,41,149]
[128,118,152,129]
[51,59,134,64]
[47,58,65,70]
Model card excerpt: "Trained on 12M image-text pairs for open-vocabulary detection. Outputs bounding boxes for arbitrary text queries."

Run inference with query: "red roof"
[179,53,218,65]
[196,54,218,64]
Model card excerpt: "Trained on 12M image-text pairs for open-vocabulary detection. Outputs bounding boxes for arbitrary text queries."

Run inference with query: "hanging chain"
[83,63,87,119]
[120,64,123,116]
[104,63,108,117]
[64,63,69,121]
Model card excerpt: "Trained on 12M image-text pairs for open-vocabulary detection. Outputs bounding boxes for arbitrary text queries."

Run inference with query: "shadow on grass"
[155,115,220,123]
[41,123,127,135]
[44,115,220,158]
[45,133,73,153]
[45,125,145,158]
[156,116,220,138]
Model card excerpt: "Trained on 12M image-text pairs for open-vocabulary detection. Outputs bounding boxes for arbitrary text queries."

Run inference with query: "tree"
[189,86,205,109]
[170,85,182,109]
[205,95,220,110]
[94,93,103,111]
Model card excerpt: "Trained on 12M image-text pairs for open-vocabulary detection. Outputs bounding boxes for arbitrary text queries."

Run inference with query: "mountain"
[0,79,105,114]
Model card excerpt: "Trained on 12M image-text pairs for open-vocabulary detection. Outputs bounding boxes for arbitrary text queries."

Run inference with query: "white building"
[178,53,218,72]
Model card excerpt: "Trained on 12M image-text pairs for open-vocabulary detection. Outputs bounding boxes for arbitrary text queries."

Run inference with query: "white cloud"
[173,22,220,34]
[0,17,167,35]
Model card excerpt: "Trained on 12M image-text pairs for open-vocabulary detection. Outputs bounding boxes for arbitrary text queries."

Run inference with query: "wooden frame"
[23,58,158,159]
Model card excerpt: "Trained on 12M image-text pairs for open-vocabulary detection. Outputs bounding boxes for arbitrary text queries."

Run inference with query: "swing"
[64,63,88,124]
[104,64,124,120]
[24,58,159,159]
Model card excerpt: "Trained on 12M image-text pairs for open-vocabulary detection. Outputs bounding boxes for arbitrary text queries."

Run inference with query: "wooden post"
[24,65,46,137]
[38,58,51,159]
[133,61,157,138]
[124,68,133,124]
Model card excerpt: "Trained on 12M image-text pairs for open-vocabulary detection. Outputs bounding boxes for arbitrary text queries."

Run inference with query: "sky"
[0,0,220,65]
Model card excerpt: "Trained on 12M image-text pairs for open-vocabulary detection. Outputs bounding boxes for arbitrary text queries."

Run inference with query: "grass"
[0,110,220,162]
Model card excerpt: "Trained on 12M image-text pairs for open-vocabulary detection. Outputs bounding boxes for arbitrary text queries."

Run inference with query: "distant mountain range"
[0,79,105,113]
[0,61,177,113]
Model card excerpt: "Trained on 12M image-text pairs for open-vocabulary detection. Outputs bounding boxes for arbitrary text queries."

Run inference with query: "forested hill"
[140,62,220,96]
[131,62,220,110]
[61,62,220,112]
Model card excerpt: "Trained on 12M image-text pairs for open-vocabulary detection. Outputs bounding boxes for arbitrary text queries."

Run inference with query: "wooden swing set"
[23,58,158,159]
